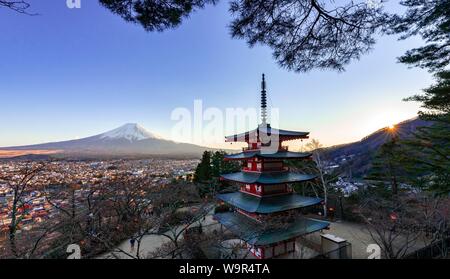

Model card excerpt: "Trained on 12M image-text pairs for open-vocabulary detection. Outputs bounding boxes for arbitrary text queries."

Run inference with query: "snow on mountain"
[0,123,212,157]
[99,123,162,142]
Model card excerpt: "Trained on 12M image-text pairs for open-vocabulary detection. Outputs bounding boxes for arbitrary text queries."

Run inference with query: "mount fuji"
[0,123,212,158]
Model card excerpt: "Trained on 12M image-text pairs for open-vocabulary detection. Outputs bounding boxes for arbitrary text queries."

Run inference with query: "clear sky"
[0,0,432,149]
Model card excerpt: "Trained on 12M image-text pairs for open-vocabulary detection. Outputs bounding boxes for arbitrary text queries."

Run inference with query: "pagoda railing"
[242,146,289,152]
[242,166,289,173]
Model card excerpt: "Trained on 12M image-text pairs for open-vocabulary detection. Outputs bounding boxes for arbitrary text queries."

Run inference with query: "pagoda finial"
[261,73,267,125]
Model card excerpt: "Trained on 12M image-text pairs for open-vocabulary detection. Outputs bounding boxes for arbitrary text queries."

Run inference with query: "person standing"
[130,238,136,252]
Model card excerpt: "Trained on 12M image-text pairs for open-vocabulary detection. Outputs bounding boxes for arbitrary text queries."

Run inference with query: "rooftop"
[221,171,317,185]
[224,150,312,160]
[217,192,323,214]
[225,124,309,143]
[214,211,330,246]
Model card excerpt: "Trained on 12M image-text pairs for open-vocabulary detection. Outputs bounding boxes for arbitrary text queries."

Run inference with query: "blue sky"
[0,0,432,148]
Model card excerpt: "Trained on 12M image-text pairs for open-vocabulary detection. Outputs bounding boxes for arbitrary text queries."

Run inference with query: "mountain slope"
[1,123,211,158]
[323,118,432,177]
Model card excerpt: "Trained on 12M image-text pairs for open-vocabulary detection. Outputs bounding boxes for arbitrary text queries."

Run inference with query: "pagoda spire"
[261,73,268,125]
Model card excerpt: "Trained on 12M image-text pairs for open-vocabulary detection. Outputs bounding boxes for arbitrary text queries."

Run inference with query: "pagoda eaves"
[224,150,312,161]
[215,212,330,246]
[221,171,317,185]
[217,192,323,214]
[225,124,309,143]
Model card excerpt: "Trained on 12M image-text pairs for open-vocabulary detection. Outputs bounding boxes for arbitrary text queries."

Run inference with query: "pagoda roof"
[217,192,323,214]
[225,124,309,143]
[221,171,317,185]
[214,212,330,246]
[224,150,312,160]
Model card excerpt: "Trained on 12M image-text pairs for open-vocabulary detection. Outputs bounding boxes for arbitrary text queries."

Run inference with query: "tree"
[360,192,449,259]
[149,204,211,259]
[194,151,240,197]
[230,0,387,72]
[402,71,450,194]
[211,151,223,178]
[306,139,327,217]
[365,133,411,196]
[0,0,33,14]
[6,1,448,74]
[360,194,422,259]
[194,151,212,183]
[306,139,340,217]
[97,0,387,72]
[105,181,209,259]
[388,0,450,72]
[194,150,240,183]
[406,70,450,122]
[210,151,240,177]
[387,2,449,194]
[99,0,218,32]
[0,163,45,258]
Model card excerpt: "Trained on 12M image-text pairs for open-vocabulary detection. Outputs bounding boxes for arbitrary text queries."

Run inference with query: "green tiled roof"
[214,212,329,246]
[221,171,317,185]
[217,192,323,214]
[224,151,312,160]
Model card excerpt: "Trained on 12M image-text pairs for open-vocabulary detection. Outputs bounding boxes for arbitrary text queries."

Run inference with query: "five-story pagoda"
[214,74,329,259]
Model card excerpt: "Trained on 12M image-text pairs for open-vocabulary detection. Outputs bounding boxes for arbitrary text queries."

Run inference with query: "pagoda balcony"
[221,171,317,185]
[242,146,258,152]
[279,146,289,152]
[242,166,289,173]
[242,145,289,152]
[224,150,312,161]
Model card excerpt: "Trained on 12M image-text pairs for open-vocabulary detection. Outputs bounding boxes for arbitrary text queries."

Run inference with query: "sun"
[364,109,412,136]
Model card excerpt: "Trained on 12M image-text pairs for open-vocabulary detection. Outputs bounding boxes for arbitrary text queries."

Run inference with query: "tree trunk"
[323,188,328,218]
[320,174,328,218]
[9,196,19,258]
[8,229,18,258]
[392,175,398,195]
[339,196,345,220]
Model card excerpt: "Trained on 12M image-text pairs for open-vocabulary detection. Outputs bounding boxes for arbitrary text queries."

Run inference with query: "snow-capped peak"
[99,123,162,142]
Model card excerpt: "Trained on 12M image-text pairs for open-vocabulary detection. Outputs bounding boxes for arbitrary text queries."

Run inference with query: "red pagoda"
[214,74,329,259]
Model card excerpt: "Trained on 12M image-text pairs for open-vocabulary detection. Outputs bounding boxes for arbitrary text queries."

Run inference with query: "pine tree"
[366,134,410,196]
[389,0,450,194]
[193,151,212,183]
[211,151,223,178]
[194,151,240,183]
[217,151,241,175]
[403,71,450,194]
[389,0,450,73]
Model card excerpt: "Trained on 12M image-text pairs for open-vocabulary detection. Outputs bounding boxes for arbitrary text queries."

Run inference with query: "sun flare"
[364,109,414,136]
